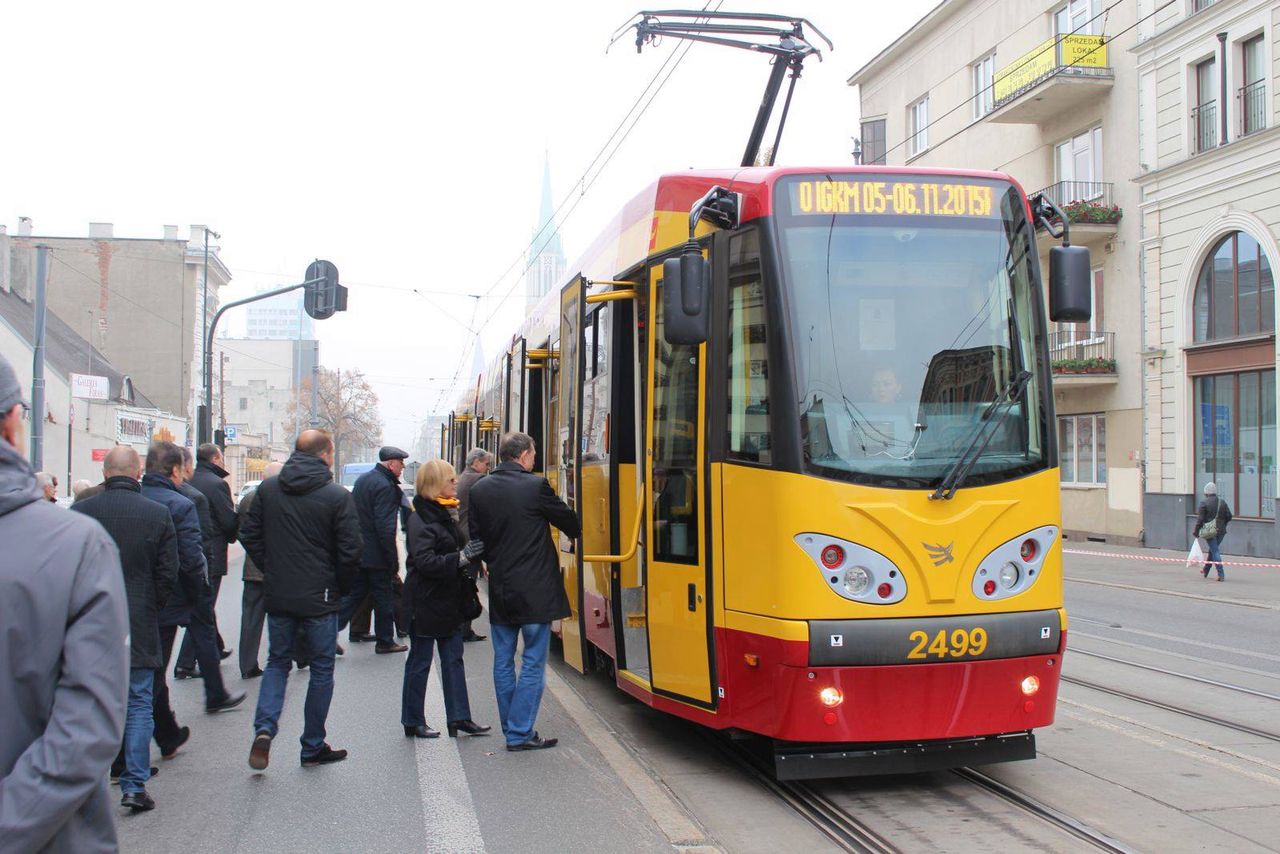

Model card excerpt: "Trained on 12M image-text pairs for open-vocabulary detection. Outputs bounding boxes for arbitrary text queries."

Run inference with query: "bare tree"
[288,368,383,474]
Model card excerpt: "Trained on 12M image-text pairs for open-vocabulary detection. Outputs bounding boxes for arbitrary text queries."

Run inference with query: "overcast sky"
[2,0,936,449]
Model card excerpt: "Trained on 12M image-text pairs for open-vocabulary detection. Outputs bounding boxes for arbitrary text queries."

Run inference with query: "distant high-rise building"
[245,291,315,340]
[526,155,566,311]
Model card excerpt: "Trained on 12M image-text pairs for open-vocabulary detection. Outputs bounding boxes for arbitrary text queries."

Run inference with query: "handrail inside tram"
[584,495,644,564]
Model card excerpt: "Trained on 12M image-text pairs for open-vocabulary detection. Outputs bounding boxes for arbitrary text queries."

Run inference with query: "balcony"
[1050,331,1117,387]
[1192,101,1218,154]
[988,35,1113,124]
[1033,181,1120,251]
[1240,81,1267,138]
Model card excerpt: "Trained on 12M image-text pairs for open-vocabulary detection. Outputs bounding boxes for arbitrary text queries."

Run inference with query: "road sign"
[224,426,239,443]
[70,373,109,401]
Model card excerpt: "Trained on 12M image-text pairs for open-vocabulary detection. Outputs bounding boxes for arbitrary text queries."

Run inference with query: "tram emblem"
[923,541,956,566]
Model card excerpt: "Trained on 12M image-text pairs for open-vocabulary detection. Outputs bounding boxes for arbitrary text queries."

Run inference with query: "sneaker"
[206,692,247,713]
[248,732,272,770]
[121,790,156,812]
[301,744,348,766]
[159,726,190,759]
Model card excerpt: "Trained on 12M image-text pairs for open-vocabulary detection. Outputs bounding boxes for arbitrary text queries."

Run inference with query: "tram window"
[727,230,770,464]
[653,270,700,564]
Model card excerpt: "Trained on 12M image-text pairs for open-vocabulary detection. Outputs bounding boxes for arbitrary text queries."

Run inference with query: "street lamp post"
[200,227,221,445]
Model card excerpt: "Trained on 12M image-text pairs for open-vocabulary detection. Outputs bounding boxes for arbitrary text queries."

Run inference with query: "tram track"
[1062,675,1280,743]
[1069,648,1280,702]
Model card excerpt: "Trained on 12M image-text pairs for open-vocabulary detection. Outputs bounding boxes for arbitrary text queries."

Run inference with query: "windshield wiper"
[929,370,1033,501]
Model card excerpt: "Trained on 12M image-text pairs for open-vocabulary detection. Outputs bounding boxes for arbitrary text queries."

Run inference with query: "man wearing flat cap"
[338,447,409,653]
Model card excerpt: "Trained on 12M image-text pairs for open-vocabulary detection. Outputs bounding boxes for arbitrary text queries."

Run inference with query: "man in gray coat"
[0,353,130,851]
[239,461,282,678]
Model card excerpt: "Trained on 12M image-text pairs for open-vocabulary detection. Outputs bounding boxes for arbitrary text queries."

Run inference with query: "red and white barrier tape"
[1063,547,1280,569]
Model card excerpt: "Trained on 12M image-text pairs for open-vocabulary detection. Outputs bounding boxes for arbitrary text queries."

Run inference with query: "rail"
[1050,331,1115,374]
[992,34,1110,107]
[1239,80,1267,137]
[1034,180,1113,210]
[1192,101,1218,153]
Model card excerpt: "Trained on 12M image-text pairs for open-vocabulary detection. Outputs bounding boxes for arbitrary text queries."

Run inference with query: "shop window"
[1195,371,1276,518]
[1192,231,1275,342]
[1059,413,1106,485]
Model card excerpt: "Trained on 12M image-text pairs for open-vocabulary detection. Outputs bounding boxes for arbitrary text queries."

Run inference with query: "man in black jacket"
[240,429,362,770]
[73,446,178,812]
[338,446,408,653]
[175,443,238,675]
[468,431,580,751]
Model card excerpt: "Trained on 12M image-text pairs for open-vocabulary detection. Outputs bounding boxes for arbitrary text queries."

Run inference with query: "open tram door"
[554,275,588,673]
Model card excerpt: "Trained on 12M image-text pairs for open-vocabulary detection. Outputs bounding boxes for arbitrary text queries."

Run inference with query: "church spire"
[534,153,562,258]
[526,152,567,311]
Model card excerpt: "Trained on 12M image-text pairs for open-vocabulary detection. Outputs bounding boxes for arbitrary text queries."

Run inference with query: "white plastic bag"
[1186,538,1205,567]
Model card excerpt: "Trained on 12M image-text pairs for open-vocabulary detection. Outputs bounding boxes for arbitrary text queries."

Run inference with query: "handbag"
[461,577,483,621]
[1200,498,1224,540]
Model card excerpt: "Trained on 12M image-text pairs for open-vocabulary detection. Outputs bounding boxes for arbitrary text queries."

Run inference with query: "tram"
[445,165,1092,778]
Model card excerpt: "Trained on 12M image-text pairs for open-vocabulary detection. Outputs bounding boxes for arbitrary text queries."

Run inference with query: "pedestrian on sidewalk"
[141,441,246,737]
[401,459,491,740]
[240,429,362,770]
[468,431,580,752]
[1195,482,1233,581]
[172,447,230,678]
[175,444,238,675]
[35,470,58,502]
[0,353,130,851]
[456,447,493,643]
[73,446,178,813]
[338,446,409,654]
[238,461,283,679]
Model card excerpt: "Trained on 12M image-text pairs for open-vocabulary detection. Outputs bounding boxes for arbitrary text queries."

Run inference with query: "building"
[526,155,567,312]
[0,221,231,428]
[850,0,1143,544]
[1136,0,1280,555]
[245,290,315,340]
[215,336,319,455]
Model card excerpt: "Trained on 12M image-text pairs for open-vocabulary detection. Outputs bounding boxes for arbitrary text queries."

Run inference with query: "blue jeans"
[491,622,550,746]
[401,630,471,727]
[120,668,155,794]
[338,568,396,645]
[253,612,337,758]
[1203,533,1226,579]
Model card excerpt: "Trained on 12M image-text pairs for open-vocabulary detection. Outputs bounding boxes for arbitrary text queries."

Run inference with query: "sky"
[1,0,937,449]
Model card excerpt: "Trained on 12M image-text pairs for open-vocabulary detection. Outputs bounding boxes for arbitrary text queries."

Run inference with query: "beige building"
[216,336,319,456]
[850,0,1142,543]
[1136,0,1280,555]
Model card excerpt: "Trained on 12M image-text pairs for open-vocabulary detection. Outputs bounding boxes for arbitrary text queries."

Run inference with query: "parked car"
[236,479,262,504]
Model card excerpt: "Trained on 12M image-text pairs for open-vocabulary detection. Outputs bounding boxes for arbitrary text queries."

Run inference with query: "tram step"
[625,612,647,628]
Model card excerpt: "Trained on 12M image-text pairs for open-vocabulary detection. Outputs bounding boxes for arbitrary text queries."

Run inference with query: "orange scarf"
[434,496,460,508]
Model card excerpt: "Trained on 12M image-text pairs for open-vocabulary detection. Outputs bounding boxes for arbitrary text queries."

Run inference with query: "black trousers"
[155,605,228,745]
[239,580,267,676]
[338,567,396,645]
[176,575,226,669]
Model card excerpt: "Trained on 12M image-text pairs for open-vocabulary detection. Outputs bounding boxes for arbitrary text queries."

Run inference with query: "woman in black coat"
[1194,482,1233,581]
[401,460,490,738]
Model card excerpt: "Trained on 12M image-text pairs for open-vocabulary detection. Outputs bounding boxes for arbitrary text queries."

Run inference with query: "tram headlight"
[999,562,1020,589]
[843,566,871,596]
[819,687,843,707]
[1021,676,1040,696]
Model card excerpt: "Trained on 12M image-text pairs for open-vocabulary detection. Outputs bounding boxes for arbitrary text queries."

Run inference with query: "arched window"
[1192,231,1274,341]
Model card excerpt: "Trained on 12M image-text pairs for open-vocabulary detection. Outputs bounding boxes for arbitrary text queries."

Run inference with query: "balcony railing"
[993,34,1110,107]
[1050,331,1115,375]
[1240,80,1267,137]
[1192,101,1218,153]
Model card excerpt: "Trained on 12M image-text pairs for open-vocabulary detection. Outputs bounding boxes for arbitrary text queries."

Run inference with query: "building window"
[1192,231,1275,342]
[1240,35,1266,137]
[239,397,248,410]
[1192,0,1216,13]
[1193,57,1218,153]
[908,96,929,157]
[972,53,996,118]
[1195,371,1276,518]
[1055,0,1097,36]
[727,230,770,464]
[860,119,886,165]
[1059,414,1106,485]
[1054,126,1103,192]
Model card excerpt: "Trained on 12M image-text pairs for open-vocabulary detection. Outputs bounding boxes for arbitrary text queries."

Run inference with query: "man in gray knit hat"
[0,352,130,849]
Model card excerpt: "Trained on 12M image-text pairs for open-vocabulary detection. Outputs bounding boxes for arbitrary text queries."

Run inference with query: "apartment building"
[850,0,1142,543]
[1136,0,1280,555]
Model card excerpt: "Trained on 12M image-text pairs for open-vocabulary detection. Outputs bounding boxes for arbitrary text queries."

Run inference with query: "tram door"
[555,276,587,673]
[645,264,712,705]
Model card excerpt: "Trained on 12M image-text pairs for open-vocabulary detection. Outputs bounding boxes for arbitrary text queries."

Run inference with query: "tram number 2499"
[907,627,989,660]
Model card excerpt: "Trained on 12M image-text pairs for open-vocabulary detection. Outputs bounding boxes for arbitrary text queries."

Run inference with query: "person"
[0,353,130,850]
[238,461,283,678]
[172,446,231,677]
[141,441,246,735]
[175,443,238,674]
[1195,482,1233,581]
[73,446,178,813]
[35,469,58,501]
[869,366,902,404]
[339,446,409,654]
[455,447,493,642]
[468,431,580,751]
[71,478,95,500]
[401,459,491,739]
[240,429,362,770]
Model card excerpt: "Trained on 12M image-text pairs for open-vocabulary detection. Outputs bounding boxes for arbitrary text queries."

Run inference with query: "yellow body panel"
[580,461,612,616]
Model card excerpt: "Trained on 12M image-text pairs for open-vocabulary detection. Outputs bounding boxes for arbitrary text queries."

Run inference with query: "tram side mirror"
[1048,244,1092,323]
[663,243,709,345]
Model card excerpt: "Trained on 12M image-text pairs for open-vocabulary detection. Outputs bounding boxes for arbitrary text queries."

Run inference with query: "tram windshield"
[775,174,1048,490]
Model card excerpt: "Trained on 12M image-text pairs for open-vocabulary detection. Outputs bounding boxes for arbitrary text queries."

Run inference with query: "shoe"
[375,643,408,654]
[296,661,310,670]
[404,725,440,739]
[173,666,199,680]
[506,733,558,751]
[335,643,345,656]
[301,744,348,766]
[463,632,487,643]
[349,632,377,643]
[206,692,247,713]
[1217,576,1224,582]
[242,667,263,679]
[159,726,190,759]
[248,732,272,770]
[396,630,410,639]
[121,791,155,812]
[219,648,233,660]
[448,720,492,737]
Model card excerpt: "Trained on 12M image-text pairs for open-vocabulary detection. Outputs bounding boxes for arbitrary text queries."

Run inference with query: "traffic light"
[304,260,348,321]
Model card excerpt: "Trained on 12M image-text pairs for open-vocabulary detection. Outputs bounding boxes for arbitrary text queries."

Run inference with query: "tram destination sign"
[785,177,998,219]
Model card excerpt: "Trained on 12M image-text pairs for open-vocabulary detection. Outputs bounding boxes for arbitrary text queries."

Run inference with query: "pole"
[1217,32,1229,146]
[310,340,320,427]
[201,229,209,443]
[30,245,49,470]
[66,401,73,497]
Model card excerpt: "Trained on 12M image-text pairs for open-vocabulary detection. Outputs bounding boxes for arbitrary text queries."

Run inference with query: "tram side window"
[727,230,770,464]
[653,269,700,565]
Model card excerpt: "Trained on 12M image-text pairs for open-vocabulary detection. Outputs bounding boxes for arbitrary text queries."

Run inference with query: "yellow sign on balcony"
[993,34,1107,104]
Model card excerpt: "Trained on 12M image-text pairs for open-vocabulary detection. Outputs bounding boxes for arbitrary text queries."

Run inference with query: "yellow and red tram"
[446,165,1089,778]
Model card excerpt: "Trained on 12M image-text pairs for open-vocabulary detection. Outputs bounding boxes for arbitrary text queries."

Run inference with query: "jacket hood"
[280,451,333,495]
[197,459,230,479]
[0,436,41,517]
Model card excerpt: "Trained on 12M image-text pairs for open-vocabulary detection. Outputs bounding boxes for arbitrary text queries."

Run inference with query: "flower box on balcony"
[1061,199,1122,225]
[1051,357,1117,374]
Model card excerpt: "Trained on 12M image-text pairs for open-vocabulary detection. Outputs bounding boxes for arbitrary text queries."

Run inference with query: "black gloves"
[461,539,485,564]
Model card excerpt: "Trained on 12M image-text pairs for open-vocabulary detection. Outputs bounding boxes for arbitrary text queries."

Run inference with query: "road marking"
[417,670,486,853]
[1064,576,1280,611]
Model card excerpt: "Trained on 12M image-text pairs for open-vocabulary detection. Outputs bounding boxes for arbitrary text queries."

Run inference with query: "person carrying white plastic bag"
[1185,537,1206,568]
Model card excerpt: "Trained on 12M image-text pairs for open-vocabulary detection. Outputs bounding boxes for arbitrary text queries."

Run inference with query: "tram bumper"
[773,732,1036,780]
